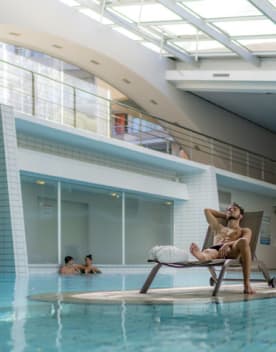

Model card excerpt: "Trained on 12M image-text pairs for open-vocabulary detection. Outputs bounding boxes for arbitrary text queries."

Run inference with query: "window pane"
[125,195,173,264]
[61,183,122,265]
[181,0,261,18]
[21,176,58,264]
[215,20,276,36]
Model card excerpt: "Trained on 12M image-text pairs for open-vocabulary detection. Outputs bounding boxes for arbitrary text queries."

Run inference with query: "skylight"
[156,23,200,37]
[142,42,167,54]
[175,39,230,53]
[57,0,276,61]
[112,27,143,41]
[180,0,262,19]
[238,38,276,52]
[268,0,276,7]
[215,19,276,37]
[111,4,181,23]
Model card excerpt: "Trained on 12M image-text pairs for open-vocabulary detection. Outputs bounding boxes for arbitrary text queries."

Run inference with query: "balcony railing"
[0,58,275,184]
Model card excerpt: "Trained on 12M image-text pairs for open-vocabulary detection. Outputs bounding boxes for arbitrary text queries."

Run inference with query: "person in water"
[83,254,102,274]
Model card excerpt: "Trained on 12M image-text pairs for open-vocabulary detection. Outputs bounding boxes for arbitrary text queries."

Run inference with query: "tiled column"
[174,167,219,259]
[0,105,28,275]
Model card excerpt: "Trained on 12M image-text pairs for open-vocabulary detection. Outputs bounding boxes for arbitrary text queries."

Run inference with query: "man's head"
[64,256,74,264]
[226,203,244,222]
[85,254,93,265]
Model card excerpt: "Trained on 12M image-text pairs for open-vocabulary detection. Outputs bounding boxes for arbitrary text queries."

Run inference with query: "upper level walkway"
[0,58,275,185]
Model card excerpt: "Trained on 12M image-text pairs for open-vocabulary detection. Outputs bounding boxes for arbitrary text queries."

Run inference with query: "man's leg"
[228,238,255,294]
[190,243,219,261]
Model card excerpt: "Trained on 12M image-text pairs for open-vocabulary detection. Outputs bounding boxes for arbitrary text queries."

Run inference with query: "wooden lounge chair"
[140,211,276,296]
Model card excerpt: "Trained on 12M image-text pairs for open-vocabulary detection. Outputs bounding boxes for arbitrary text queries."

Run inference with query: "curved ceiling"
[0,0,275,159]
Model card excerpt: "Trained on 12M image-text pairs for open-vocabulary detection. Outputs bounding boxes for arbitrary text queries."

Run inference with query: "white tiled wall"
[17,132,177,181]
[174,167,219,259]
[0,105,28,275]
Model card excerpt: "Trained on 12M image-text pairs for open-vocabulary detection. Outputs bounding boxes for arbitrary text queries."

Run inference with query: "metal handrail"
[0,57,275,184]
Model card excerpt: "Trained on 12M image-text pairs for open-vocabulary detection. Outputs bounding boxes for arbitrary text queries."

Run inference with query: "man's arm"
[241,227,252,243]
[219,228,252,258]
[204,208,226,232]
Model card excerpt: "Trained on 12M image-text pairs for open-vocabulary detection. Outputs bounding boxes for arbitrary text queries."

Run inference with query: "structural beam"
[248,0,276,22]
[166,70,276,81]
[167,69,276,92]
[77,1,195,64]
[104,8,195,64]
[158,0,260,66]
[175,81,276,92]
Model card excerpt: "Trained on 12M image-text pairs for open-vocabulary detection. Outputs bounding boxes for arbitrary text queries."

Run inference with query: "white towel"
[148,245,188,263]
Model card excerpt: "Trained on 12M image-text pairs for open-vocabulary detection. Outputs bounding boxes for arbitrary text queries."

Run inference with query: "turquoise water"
[1,269,276,352]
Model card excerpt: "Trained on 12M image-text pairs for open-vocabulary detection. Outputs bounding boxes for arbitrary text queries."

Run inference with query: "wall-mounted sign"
[260,215,271,245]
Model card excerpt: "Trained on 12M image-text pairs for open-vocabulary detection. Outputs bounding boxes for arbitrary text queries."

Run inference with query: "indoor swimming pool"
[1,269,276,352]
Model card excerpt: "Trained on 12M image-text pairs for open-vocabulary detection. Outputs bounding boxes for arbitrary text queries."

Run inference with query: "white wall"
[174,167,219,259]
[0,0,275,158]
[17,148,189,200]
[218,185,276,268]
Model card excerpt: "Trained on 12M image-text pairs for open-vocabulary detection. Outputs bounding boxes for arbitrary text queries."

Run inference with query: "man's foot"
[243,284,256,294]
[190,243,206,261]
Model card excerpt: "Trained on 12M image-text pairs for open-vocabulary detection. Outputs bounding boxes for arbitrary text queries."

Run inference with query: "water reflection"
[1,273,276,352]
[27,297,276,352]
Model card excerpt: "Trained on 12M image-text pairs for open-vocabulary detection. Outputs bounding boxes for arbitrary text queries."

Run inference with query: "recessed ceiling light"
[164,201,172,206]
[110,192,120,198]
[36,180,46,185]
[122,78,131,84]
[150,99,158,105]
[52,44,63,49]
[90,59,100,65]
[9,32,21,37]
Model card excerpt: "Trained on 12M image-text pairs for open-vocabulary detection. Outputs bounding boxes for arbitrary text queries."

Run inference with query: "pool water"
[1,269,276,352]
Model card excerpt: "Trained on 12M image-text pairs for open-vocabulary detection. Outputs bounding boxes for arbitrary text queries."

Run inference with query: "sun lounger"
[140,211,276,296]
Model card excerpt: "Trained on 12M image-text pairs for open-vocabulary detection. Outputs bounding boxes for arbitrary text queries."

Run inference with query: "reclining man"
[190,203,254,294]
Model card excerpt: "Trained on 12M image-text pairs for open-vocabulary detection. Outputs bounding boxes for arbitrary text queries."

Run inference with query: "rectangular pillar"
[0,105,28,275]
[174,167,219,259]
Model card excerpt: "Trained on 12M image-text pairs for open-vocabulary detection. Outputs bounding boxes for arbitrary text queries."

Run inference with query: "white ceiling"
[192,91,276,133]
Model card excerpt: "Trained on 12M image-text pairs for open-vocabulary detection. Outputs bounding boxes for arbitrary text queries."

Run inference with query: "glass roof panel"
[156,23,199,36]
[268,0,276,7]
[238,38,276,52]
[215,19,276,36]
[180,0,262,18]
[139,27,163,40]
[111,4,181,23]
[112,27,143,40]
[174,39,230,53]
